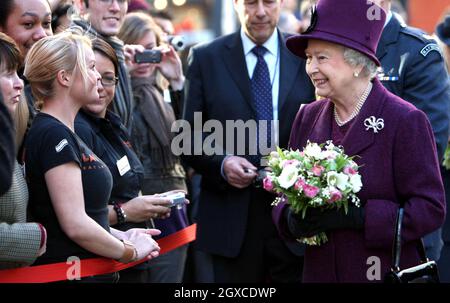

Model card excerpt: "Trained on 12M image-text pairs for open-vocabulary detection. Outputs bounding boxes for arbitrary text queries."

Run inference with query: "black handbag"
[384,207,440,283]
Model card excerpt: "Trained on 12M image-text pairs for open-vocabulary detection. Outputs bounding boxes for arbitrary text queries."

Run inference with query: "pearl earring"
[354,72,359,78]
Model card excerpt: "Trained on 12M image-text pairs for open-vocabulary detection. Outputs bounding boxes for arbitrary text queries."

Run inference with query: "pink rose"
[343,166,357,175]
[283,159,299,168]
[294,178,306,190]
[312,165,325,177]
[303,184,320,198]
[263,176,274,192]
[328,189,343,203]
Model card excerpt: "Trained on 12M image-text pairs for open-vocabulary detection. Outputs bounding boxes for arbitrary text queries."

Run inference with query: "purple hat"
[286,0,386,66]
[128,0,151,13]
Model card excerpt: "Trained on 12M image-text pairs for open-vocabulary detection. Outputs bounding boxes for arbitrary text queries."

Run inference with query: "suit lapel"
[222,33,256,115]
[278,32,302,112]
[376,15,401,61]
[340,79,386,157]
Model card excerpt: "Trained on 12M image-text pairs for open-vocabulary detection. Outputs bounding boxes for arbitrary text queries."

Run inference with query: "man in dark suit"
[376,0,450,262]
[182,0,315,282]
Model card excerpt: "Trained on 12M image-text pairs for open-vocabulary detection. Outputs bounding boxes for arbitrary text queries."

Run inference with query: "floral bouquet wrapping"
[264,141,363,246]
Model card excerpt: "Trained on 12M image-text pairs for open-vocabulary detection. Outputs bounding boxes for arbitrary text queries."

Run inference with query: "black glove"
[287,205,365,238]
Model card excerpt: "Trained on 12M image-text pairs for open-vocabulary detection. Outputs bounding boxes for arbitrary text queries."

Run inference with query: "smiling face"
[83,0,128,37]
[83,51,116,117]
[305,39,356,100]
[0,0,52,56]
[234,0,283,45]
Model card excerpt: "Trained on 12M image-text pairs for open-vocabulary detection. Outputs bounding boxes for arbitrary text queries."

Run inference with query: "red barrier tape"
[0,224,196,283]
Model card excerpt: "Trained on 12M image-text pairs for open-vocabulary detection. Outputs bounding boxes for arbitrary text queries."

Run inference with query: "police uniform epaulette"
[399,25,441,57]
[399,25,430,43]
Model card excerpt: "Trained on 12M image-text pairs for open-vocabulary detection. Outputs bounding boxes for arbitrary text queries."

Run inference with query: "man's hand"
[223,156,257,189]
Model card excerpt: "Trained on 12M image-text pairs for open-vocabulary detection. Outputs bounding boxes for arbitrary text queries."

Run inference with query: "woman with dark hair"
[0,32,46,269]
[118,12,189,283]
[75,38,185,283]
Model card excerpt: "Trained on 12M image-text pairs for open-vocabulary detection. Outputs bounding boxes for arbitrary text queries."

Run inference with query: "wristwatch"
[117,240,137,263]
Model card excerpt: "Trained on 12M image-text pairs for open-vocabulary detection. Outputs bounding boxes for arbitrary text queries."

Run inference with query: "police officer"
[377,0,450,261]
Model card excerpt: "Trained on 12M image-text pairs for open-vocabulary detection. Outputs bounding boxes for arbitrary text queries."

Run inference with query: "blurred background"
[144,0,450,47]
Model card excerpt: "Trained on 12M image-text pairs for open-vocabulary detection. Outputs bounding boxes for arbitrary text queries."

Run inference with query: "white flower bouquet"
[264,141,362,245]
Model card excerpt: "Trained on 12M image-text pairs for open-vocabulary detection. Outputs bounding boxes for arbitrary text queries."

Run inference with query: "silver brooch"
[364,116,384,133]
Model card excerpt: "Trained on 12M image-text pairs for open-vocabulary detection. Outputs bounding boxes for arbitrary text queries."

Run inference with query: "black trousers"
[211,187,303,283]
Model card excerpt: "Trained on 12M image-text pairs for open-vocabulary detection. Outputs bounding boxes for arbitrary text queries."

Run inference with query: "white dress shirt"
[240,28,280,146]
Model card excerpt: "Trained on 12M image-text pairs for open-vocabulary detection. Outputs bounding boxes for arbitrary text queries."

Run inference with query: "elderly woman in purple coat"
[273,0,446,283]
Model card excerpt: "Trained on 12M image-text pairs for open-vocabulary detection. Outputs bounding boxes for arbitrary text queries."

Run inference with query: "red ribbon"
[0,224,196,283]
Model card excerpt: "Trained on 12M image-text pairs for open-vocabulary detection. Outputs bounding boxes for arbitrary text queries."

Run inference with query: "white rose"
[335,173,349,191]
[304,143,323,159]
[325,141,335,150]
[322,149,338,160]
[349,174,362,193]
[269,157,280,167]
[278,164,299,189]
[327,171,338,186]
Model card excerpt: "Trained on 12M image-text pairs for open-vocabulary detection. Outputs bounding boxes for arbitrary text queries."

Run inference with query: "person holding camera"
[117,12,189,283]
[74,38,186,283]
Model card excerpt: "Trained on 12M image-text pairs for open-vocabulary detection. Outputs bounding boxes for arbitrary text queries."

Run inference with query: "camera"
[253,169,269,188]
[164,192,186,209]
[134,49,162,64]
[167,35,185,52]
[244,168,269,188]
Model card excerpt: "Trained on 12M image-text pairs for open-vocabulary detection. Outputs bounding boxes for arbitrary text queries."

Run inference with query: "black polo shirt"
[75,110,145,231]
[25,113,112,264]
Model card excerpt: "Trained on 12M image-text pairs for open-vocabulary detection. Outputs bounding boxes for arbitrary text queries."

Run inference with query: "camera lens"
[168,35,185,51]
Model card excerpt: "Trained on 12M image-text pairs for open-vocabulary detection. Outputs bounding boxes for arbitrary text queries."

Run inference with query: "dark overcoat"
[182,30,316,258]
[273,79,446,282]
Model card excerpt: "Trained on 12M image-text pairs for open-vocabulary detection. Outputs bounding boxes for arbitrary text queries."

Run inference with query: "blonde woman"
[0,32,46,269]
[24,31,160,282]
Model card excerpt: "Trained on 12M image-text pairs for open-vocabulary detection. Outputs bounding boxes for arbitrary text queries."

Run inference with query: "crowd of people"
[1,0,450,283]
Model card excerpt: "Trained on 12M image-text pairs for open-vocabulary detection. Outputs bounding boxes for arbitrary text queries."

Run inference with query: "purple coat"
[273,79,446,282]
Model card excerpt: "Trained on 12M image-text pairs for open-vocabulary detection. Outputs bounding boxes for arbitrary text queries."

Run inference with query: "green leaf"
[443,144,450,170]
[301,206,307,219]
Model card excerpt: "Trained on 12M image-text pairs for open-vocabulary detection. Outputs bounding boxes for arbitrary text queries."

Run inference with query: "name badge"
[117,156,131,176]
